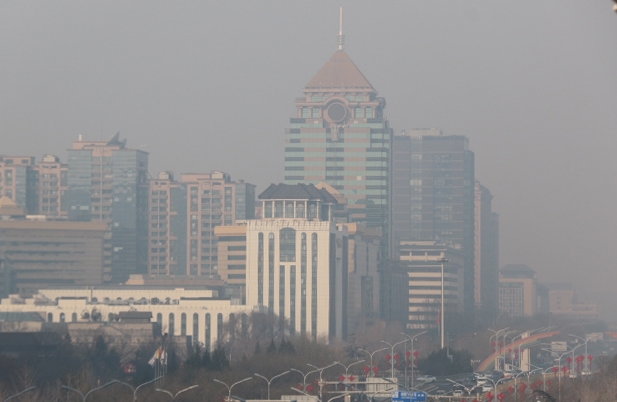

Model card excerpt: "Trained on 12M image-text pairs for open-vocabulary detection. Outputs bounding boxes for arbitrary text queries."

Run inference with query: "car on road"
[482,383,493,392]
[416,375,437,383]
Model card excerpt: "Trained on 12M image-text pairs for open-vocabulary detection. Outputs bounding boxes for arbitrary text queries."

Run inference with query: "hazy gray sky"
[2,2,617,320]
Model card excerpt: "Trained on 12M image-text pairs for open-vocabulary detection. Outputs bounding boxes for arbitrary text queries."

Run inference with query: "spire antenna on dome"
[338,7,345,51]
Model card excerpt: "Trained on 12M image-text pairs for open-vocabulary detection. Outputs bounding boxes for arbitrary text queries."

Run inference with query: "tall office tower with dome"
[283,26,393,258]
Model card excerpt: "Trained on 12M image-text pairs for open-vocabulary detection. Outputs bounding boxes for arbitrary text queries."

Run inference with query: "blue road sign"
[411,392,427,402]
[392,391,427,402]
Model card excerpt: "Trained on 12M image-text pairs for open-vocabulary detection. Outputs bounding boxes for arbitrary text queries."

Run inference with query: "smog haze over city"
[1,2,617,319]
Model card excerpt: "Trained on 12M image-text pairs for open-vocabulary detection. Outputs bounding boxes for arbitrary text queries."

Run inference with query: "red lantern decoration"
[363,366,370,374]
[508,386,514,394]
[339,375,346,382]
[497,393,505,401]
[349,375,355,382]
[487,391,494,401]
[394,353,400,361]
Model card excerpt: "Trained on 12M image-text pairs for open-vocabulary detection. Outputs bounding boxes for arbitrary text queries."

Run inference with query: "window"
[285,201,294,218]
[280,228,296,262]
[169,313,175,336]
[193,313,199,342]
[275,201,283,218]
[296,202,305,218]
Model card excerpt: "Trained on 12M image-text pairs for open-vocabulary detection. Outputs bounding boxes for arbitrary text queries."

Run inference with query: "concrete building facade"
[498,264,537,317]
[397,241,465,330]
[0,199,109,297]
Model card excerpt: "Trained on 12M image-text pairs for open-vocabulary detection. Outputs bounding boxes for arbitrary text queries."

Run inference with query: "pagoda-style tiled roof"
[304,50,374,92]
[259,184,338,204]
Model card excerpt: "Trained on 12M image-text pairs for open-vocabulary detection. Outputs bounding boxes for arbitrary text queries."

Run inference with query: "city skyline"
[1,2,616,320]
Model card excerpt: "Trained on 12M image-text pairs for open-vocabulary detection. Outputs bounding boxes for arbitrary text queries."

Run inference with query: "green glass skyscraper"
[284,38,392,256]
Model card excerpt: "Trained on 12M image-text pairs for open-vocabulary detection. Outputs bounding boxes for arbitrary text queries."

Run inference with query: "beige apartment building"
[499,264,538,317]
[148,171,255,278]
[35,155,68,219]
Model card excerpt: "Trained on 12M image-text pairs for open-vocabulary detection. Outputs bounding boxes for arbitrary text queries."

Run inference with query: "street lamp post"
[401,331,427,390]
[291,367,321,393]
[62,381,117,402]
[214,378,252,402]
[335,360,365,385]
[438,257,449,348]
[485,377,508,399]
[358,347,388,377]
[254,371,290,400]
[569,334,591,373]
[381,339,407,379]
[307,362,339,402]
[111,376,164,402]
[488,327,509,371]
[3,387,35,402]
[290,386,320,402]
[155,385,199,401]
[501,330,518,371]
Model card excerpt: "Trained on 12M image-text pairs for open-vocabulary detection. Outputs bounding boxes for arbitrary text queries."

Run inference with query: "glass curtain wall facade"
[392,129,475,314]
[67,135,149,282]
[284,50,392,257]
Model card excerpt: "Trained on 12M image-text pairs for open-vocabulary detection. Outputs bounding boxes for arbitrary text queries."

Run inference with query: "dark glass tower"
[67,134,149,282]
[392,129,475,314]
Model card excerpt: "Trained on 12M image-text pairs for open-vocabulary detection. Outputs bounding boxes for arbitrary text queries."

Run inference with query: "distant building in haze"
[474,181,499,317]
[283,36,393,258]
[67,133,149,282]
[397,241,465,330]
[0,156,38,214]
[499,264,537,317]
[149,171,187,276]
[0,197,109,297]
[148,171,255,278]
[392,128,475,315]
[35,155,68,219]
[245,183,349,341]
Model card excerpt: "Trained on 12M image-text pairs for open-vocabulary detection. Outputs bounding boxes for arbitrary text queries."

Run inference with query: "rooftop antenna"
[338,7,345,51]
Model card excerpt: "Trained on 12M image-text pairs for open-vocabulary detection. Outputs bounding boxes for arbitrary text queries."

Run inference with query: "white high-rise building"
[245,184,349,341]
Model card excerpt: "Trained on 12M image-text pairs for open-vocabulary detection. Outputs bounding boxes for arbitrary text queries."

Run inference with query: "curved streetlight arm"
[357,347,388,371]
[290,387,320,402]
[155,389,174,400]
[4,386,36,402]
[111,376,165,402]
[336,360,365,375]
[255,371,290,400]
[134,376,165,401]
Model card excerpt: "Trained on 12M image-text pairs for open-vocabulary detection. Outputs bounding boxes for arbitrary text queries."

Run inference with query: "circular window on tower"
[325,101,348,124]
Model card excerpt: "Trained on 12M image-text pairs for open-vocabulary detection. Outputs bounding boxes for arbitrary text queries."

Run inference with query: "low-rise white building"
[0,286,252,351]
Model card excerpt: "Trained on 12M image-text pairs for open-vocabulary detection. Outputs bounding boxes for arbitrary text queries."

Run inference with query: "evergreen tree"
[267,339,277,355]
